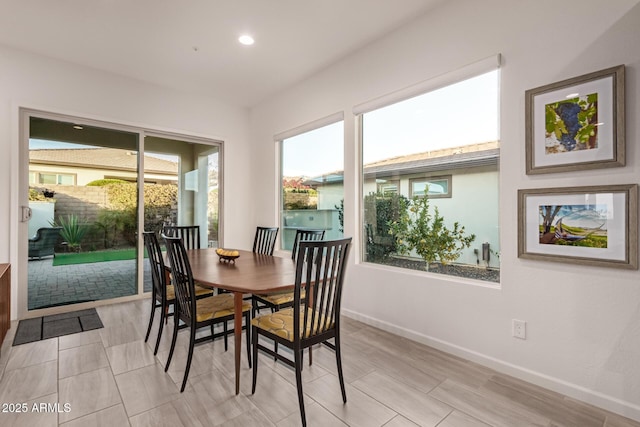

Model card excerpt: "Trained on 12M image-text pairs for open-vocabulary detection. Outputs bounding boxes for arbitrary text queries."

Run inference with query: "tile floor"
[0,299,639,426]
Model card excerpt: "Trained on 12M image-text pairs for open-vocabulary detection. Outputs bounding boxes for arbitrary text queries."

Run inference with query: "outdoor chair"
[163,225,201,250]
[163,235,252,392]
[28,227,62,259]
[251,238,352,427]
[142,232,213,356]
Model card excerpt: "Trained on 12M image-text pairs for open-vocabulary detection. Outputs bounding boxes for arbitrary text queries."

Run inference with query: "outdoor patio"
[28,257,151,310]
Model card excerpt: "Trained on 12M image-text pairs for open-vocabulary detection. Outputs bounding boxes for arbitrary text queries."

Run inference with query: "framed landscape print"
[518,184,638,269]
[525,65,625,174]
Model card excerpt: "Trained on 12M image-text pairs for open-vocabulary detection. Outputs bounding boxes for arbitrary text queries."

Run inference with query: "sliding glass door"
[27,117,141,310]
[143,135,221,249]
[21,111,222,316]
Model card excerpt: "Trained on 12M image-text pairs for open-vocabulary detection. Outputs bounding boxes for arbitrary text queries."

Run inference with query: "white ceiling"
[0,0,444,108]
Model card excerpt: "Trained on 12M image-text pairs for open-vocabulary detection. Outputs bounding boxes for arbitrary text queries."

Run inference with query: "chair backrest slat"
[293,238,351,341]
[163,225,201,250]
[252,226,279,255]
[163,235,197,324]
[143,231,167,300]
[291,229,325,260]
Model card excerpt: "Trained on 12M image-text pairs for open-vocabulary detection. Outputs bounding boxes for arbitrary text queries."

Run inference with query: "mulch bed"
[377,256,500,283]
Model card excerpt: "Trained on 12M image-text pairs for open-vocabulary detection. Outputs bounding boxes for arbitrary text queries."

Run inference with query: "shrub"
[363,192,409,261]
[95,209,130,248]
[95,183,178,246]
[86,179,128,186]
[388,195,475,270]
[52,214,91,252]
[335,199,344,233]
[29,188,47,201]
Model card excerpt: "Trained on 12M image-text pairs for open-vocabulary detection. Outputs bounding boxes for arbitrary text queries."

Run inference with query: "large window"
[361,69,500,282]
[29,171,76,185]
[280,120,344,251]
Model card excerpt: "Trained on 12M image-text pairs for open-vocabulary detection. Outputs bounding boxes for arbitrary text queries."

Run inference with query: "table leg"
[233,291,242,395]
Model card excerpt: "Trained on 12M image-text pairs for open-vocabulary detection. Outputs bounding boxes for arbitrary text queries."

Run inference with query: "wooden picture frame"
[518,184,638,269]
[525,65,625,174]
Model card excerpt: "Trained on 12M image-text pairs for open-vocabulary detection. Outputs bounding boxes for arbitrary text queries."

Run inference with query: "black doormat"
[13,308,103,346]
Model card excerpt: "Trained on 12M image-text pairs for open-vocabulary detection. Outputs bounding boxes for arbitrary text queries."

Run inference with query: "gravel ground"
[377,256,500,283]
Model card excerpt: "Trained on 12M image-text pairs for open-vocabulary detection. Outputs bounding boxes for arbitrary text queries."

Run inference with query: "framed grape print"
[525,65,625,174]
[517,184,638,269]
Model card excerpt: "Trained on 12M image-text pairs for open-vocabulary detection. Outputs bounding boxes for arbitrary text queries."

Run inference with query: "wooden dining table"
[186,248,297,394]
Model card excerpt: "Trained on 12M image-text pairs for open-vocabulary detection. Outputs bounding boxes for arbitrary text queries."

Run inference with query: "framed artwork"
[525,65,625,174]
[518,184,638,269]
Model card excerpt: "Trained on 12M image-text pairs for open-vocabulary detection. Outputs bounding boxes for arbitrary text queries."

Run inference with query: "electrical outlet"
[512,319,526,339]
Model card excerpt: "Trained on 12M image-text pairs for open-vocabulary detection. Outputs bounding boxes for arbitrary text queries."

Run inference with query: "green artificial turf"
[52,248,139,266]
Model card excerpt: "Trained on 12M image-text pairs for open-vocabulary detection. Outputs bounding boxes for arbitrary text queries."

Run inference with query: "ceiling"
[0,0,444,108]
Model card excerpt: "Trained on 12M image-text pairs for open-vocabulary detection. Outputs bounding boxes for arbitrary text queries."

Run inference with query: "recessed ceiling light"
[239,35,254,46]
[73,125,83,130]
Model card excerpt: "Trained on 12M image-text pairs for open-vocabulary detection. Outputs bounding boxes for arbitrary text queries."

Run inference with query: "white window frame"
[275,112,345,252]
[355,54,501,282]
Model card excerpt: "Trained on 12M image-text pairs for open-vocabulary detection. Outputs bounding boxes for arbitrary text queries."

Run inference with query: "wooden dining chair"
[143,232,212,356]
[163,225,201,249]
[252,226,279,255]
[163,235,252,392]
[252,228,325,317]
[251,237,352,427]
[291,229,325,260]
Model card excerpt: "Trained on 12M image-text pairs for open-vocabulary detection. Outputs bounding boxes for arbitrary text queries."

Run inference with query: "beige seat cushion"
[195,293,251,323]
[165,284,212,301]
[255,289,305,306]
[251,307,334,341]
[195,284,214,296]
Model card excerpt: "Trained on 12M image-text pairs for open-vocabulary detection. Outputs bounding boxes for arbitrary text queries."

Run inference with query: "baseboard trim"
[342,308,640,422]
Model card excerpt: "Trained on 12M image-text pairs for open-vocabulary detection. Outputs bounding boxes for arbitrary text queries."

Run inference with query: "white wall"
[0,45,253,319]
[249,0,640,420]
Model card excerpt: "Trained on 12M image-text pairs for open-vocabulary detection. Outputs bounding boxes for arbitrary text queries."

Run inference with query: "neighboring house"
[304,141,500,267]
[29,148,178,186]
[28,148,180,240]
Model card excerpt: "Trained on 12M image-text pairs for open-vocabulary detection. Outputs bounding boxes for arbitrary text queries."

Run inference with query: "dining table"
[186,248,297,394]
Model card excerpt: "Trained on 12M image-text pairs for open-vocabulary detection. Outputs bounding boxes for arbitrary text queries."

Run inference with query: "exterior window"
[280,121,344,251]
[410,176,451,198]
[361,70,500,282]
[36,172,75,185]
[376,179,399,195]
[58,174,75,185]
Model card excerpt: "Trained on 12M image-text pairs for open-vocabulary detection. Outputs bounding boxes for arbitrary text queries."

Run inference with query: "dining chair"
[252,228,325,317]
[252,226,279,255]
[163,235,252,392]
[291,229,325,260]
[251,237,352,427]
[143,232,212,356]
[163,225,201,249]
